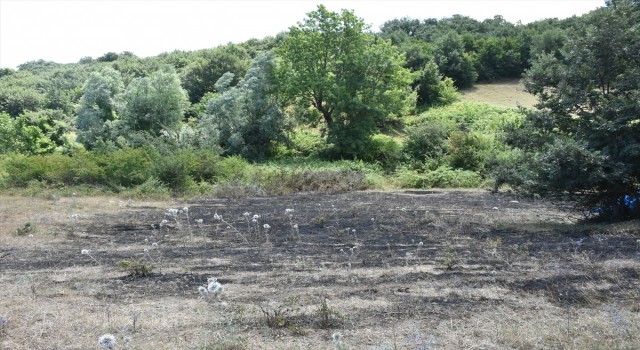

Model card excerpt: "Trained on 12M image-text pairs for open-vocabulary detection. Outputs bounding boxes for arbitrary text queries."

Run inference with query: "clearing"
[459,79,537,109]
[1,191,638,349]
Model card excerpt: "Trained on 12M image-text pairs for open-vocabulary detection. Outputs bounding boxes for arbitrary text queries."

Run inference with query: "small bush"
[404,120,453,164]
[131,177,171,198]
[446,131,490,172]
[394,166,482,188]
[15,222,36,236]
[118,259,154,277]
[285,129,327,157]
[362,134,403,170]
[100,148,154,187]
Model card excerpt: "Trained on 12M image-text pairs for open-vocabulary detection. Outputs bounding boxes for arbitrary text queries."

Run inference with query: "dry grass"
[459,79,537,109]
[1,191,638,349]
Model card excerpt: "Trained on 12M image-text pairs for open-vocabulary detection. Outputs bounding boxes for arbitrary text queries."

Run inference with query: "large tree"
[76,67,124,148]
[198,52,288,160]
[118,66,189,136]
[277,5,414,157]
[501,0,640,220]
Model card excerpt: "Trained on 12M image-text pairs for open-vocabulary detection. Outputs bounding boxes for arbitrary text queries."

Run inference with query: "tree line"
[1,1,638,220]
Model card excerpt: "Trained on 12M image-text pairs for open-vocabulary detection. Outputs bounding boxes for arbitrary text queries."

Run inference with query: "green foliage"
[506,0,640,220]
[404,120,453,164]
[395,165,482,188]
[118,65,189,135]
[118,259,155,277]
[361,134,403,170]
[434,32,478,88]
[446,131,491,172]
[0,112,57,155]
[283,129,327,158]
[277,5,415,158]
[199,52,288,160]
[76,67,124,148]
[181,45,250,104]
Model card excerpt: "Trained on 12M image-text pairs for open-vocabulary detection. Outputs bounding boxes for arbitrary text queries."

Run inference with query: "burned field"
[1,190,639,349]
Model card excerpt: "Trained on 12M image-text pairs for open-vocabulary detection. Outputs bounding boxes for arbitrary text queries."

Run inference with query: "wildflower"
[183,207,189,213]
[253,214,260,220]
[160,219,168,227]
[71,214,80,220]
[198,286,208,298]
[263,224,271,230]
[207,277,224,295]
[418,242,424,246]
[285,208,294,214]
[213,213,221,220]
[81,249,90,255]
[351,229,356,234]
[332,332,343,343]
[293,224,299,229]
[144,238,148,243]
[144,248,149,253]
[152,242,158,247]
[195,219,203,224]
[243,212,251,217]
[98,334,116,349]
[251,218,258,223]
[166,208,179,217]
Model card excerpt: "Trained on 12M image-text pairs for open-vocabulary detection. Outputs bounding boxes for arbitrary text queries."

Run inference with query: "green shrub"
[286,129,327,157]
[404,120,453,164]
[131,177,171,198]
[361,134,403,170]
[152,153,193,194]
[118,259,154,277]
[214,156,250,182]
[100,148,154,187]
[394,166,481,188]
[446,131,491,172]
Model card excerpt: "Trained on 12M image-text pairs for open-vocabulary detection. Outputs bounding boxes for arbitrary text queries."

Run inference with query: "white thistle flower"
[213,213,221,220]
[263,224,270,229]
[198,286,208,298]
[152,242,158,247]
[293,224,299,229]
[418,242,424,246]
[207,277,223,295]
[81,249,90,255]
[160,219,168,227]
[71,214,80,220]
[251,218,257,223]
[144,248,149,253]
[243,212,251,217]
[252,214,260,220]
[332,332,343,343]
[195,219,203,224]
[183,207,189,213]
[98,334,116,349]
[285,208,294,214]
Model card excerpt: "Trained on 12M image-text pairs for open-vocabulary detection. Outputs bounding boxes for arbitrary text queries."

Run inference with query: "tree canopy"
[277,5,415,157]
[501,0,640,220]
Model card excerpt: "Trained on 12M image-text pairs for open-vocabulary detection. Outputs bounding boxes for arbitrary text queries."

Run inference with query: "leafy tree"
[118,66,189,136]
[433,32,477,88]
[76,67,124,148]
[198,52,288,160]
[277,5,414,158]
[0,112,55,154]
[181,45,250,104]
[501,0,640,220]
